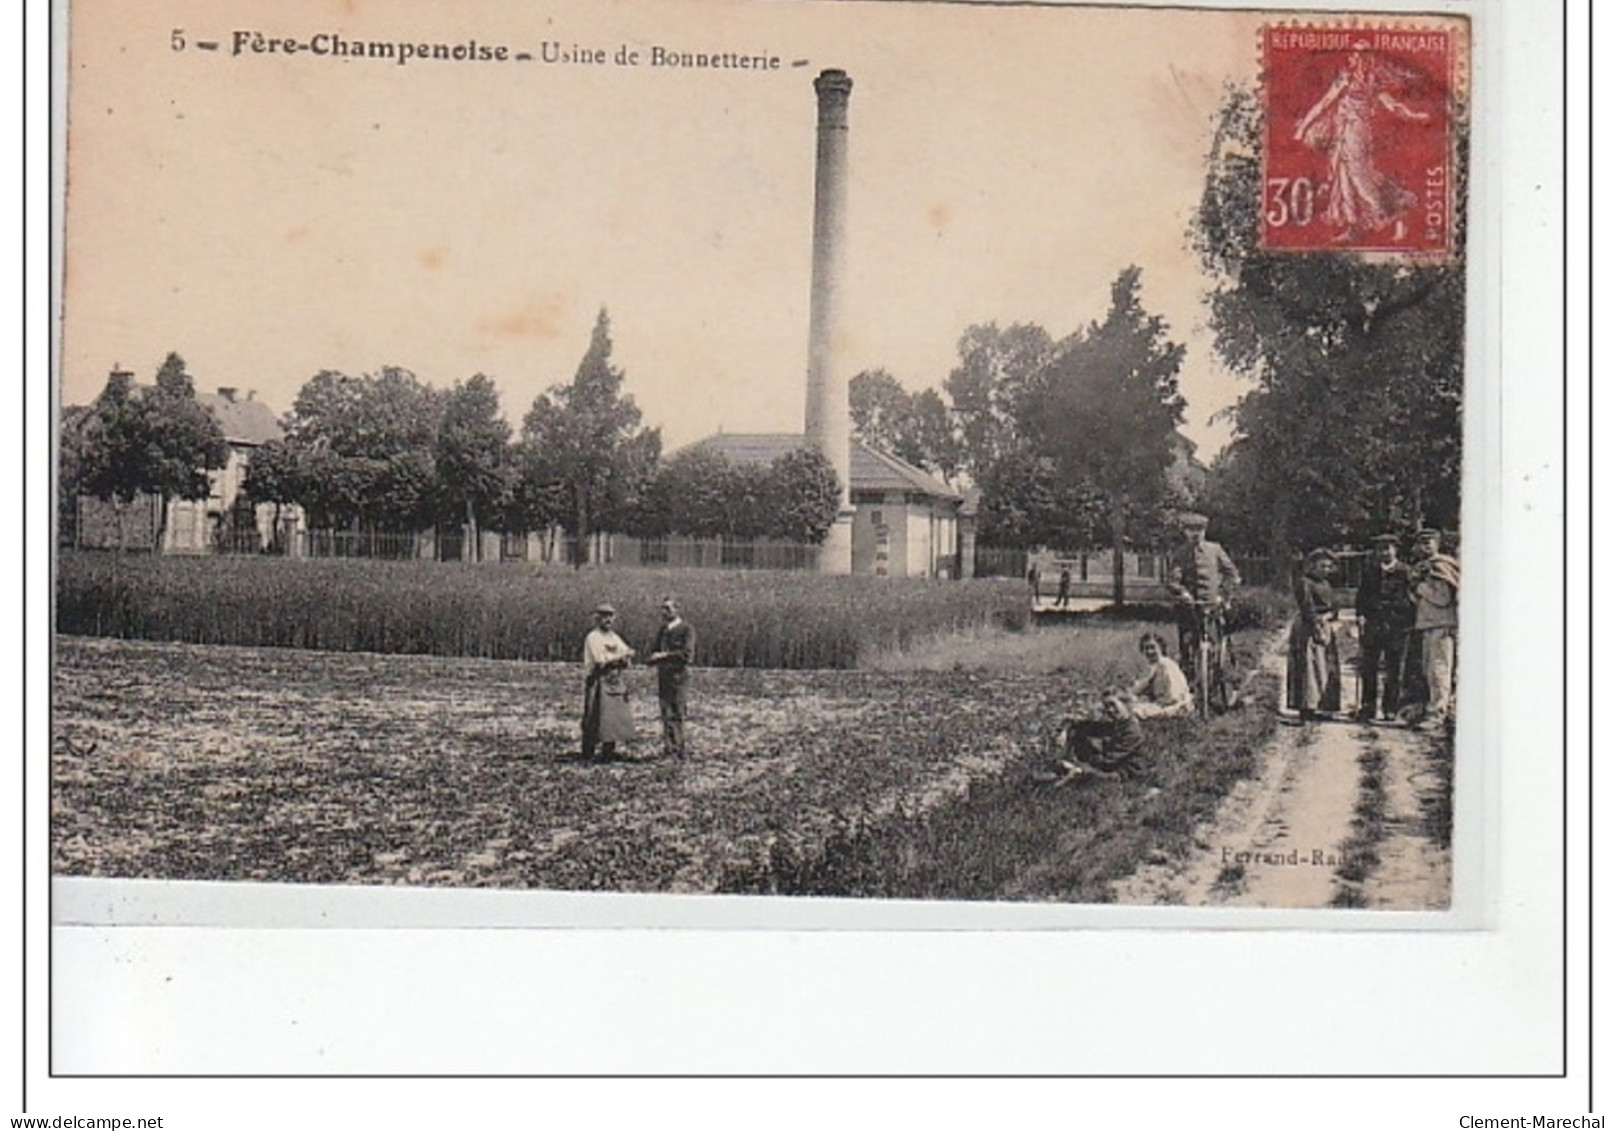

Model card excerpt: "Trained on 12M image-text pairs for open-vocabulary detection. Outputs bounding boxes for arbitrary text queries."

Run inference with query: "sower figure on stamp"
[1407,528,1460,730]
[1293,46,1432,244]
[1055,564,1072,608]
[1165,511,1241,689]
[1354,533,1414,721]
[645,596,695,760]
[581,603,636,763]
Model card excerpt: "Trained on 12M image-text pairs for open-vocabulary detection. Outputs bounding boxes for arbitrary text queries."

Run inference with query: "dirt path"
[1110,627,1452,910]
[1356,725,1453,909]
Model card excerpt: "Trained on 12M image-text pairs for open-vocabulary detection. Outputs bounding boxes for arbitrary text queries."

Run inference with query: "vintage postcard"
[51,0,1476,926]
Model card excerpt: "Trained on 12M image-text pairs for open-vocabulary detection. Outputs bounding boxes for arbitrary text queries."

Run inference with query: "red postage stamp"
[1261,22,1464,257]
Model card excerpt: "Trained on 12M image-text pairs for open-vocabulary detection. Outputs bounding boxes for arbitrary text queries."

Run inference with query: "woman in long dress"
[1287,549,1342,720]
[581,602,636,762]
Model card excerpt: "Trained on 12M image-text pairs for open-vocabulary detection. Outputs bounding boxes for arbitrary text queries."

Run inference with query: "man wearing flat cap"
[1408,528,1460,729]
[1354,533,1414,721]
[1165,511,1241,690]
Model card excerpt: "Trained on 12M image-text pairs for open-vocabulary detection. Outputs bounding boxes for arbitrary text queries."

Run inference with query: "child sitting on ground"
[1036,689,1148,785]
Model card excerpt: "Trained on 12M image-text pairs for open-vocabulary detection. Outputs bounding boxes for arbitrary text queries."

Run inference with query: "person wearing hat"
[1353,533,1415,721]
[1407,528,1460,729]
[1165,511,1242,688]
[581,602,637,762]
[1286,548,1342,721]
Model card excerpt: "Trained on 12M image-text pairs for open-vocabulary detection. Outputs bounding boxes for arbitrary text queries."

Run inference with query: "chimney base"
[817,510,855,576]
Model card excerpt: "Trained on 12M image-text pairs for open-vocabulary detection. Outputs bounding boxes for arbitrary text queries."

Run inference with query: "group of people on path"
[576,597,694,763]
[1287,527,1461,730]
[1041,512,1461,787]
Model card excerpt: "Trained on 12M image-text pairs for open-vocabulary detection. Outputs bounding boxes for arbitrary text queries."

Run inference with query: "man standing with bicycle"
[1165,512,1242,706]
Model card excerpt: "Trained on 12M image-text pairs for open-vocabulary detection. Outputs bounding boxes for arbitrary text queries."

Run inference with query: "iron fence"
[616,537,820,571]
[298,529,422,560]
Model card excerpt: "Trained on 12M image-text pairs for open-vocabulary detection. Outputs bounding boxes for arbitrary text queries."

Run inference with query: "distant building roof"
[197,391,283,446]
[687,433,962,503]
[68,382,286,447]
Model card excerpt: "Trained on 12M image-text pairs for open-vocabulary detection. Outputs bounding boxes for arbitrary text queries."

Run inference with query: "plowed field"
[52,637,1067,892]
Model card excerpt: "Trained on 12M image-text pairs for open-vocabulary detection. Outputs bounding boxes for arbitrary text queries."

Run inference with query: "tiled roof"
[687,433,962,502]
[73,382,287,447]
[197,392,284,446]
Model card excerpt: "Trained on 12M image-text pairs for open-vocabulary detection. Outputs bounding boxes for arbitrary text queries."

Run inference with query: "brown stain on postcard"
[477,292,572,340]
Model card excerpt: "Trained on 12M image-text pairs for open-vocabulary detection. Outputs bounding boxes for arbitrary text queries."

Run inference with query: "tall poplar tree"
[1024,267,1188,604]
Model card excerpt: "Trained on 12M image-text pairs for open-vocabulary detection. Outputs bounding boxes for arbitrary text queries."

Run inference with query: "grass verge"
[716,633,1283,902]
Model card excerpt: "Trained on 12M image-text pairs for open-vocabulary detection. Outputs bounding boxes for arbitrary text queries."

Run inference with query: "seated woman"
[1131,632,1194,719]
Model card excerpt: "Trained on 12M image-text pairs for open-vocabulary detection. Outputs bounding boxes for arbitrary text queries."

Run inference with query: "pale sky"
[60,0,1266,456]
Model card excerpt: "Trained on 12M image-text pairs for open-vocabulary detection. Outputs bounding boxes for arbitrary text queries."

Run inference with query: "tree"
[942,322,1059,483]
[935,321,1076,548]
[240,437,303,549]
[435,373,513,561]
[76,356,229,550]
[648,446,742,539]
[760,448,842,544]
[598,425,664,540]
[849,369,961,482]
[57,406,91,546]
[517,309,660,564]
[280,366,444,533]
[636,445,840,545]
[973,447,1107,552]
[1024,267,1188,603]
[144,354,232,548]
[1194,87,1465,560]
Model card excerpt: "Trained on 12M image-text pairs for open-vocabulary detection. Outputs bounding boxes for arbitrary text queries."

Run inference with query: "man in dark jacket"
[646,596,696,759]
[1354,533,1414,721]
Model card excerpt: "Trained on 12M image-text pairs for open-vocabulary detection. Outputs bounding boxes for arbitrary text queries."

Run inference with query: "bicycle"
[1179,599,1235,719]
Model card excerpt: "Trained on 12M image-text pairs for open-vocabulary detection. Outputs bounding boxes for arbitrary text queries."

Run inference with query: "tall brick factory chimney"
[805,68,855,574]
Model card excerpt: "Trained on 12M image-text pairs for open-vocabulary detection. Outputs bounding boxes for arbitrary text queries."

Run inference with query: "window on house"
[870,510,883,527]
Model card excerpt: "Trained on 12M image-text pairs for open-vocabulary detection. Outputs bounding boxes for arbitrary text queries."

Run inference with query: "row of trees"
[64,311,842,560]
[849,87,1465,565]
[850,266,1192,576]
